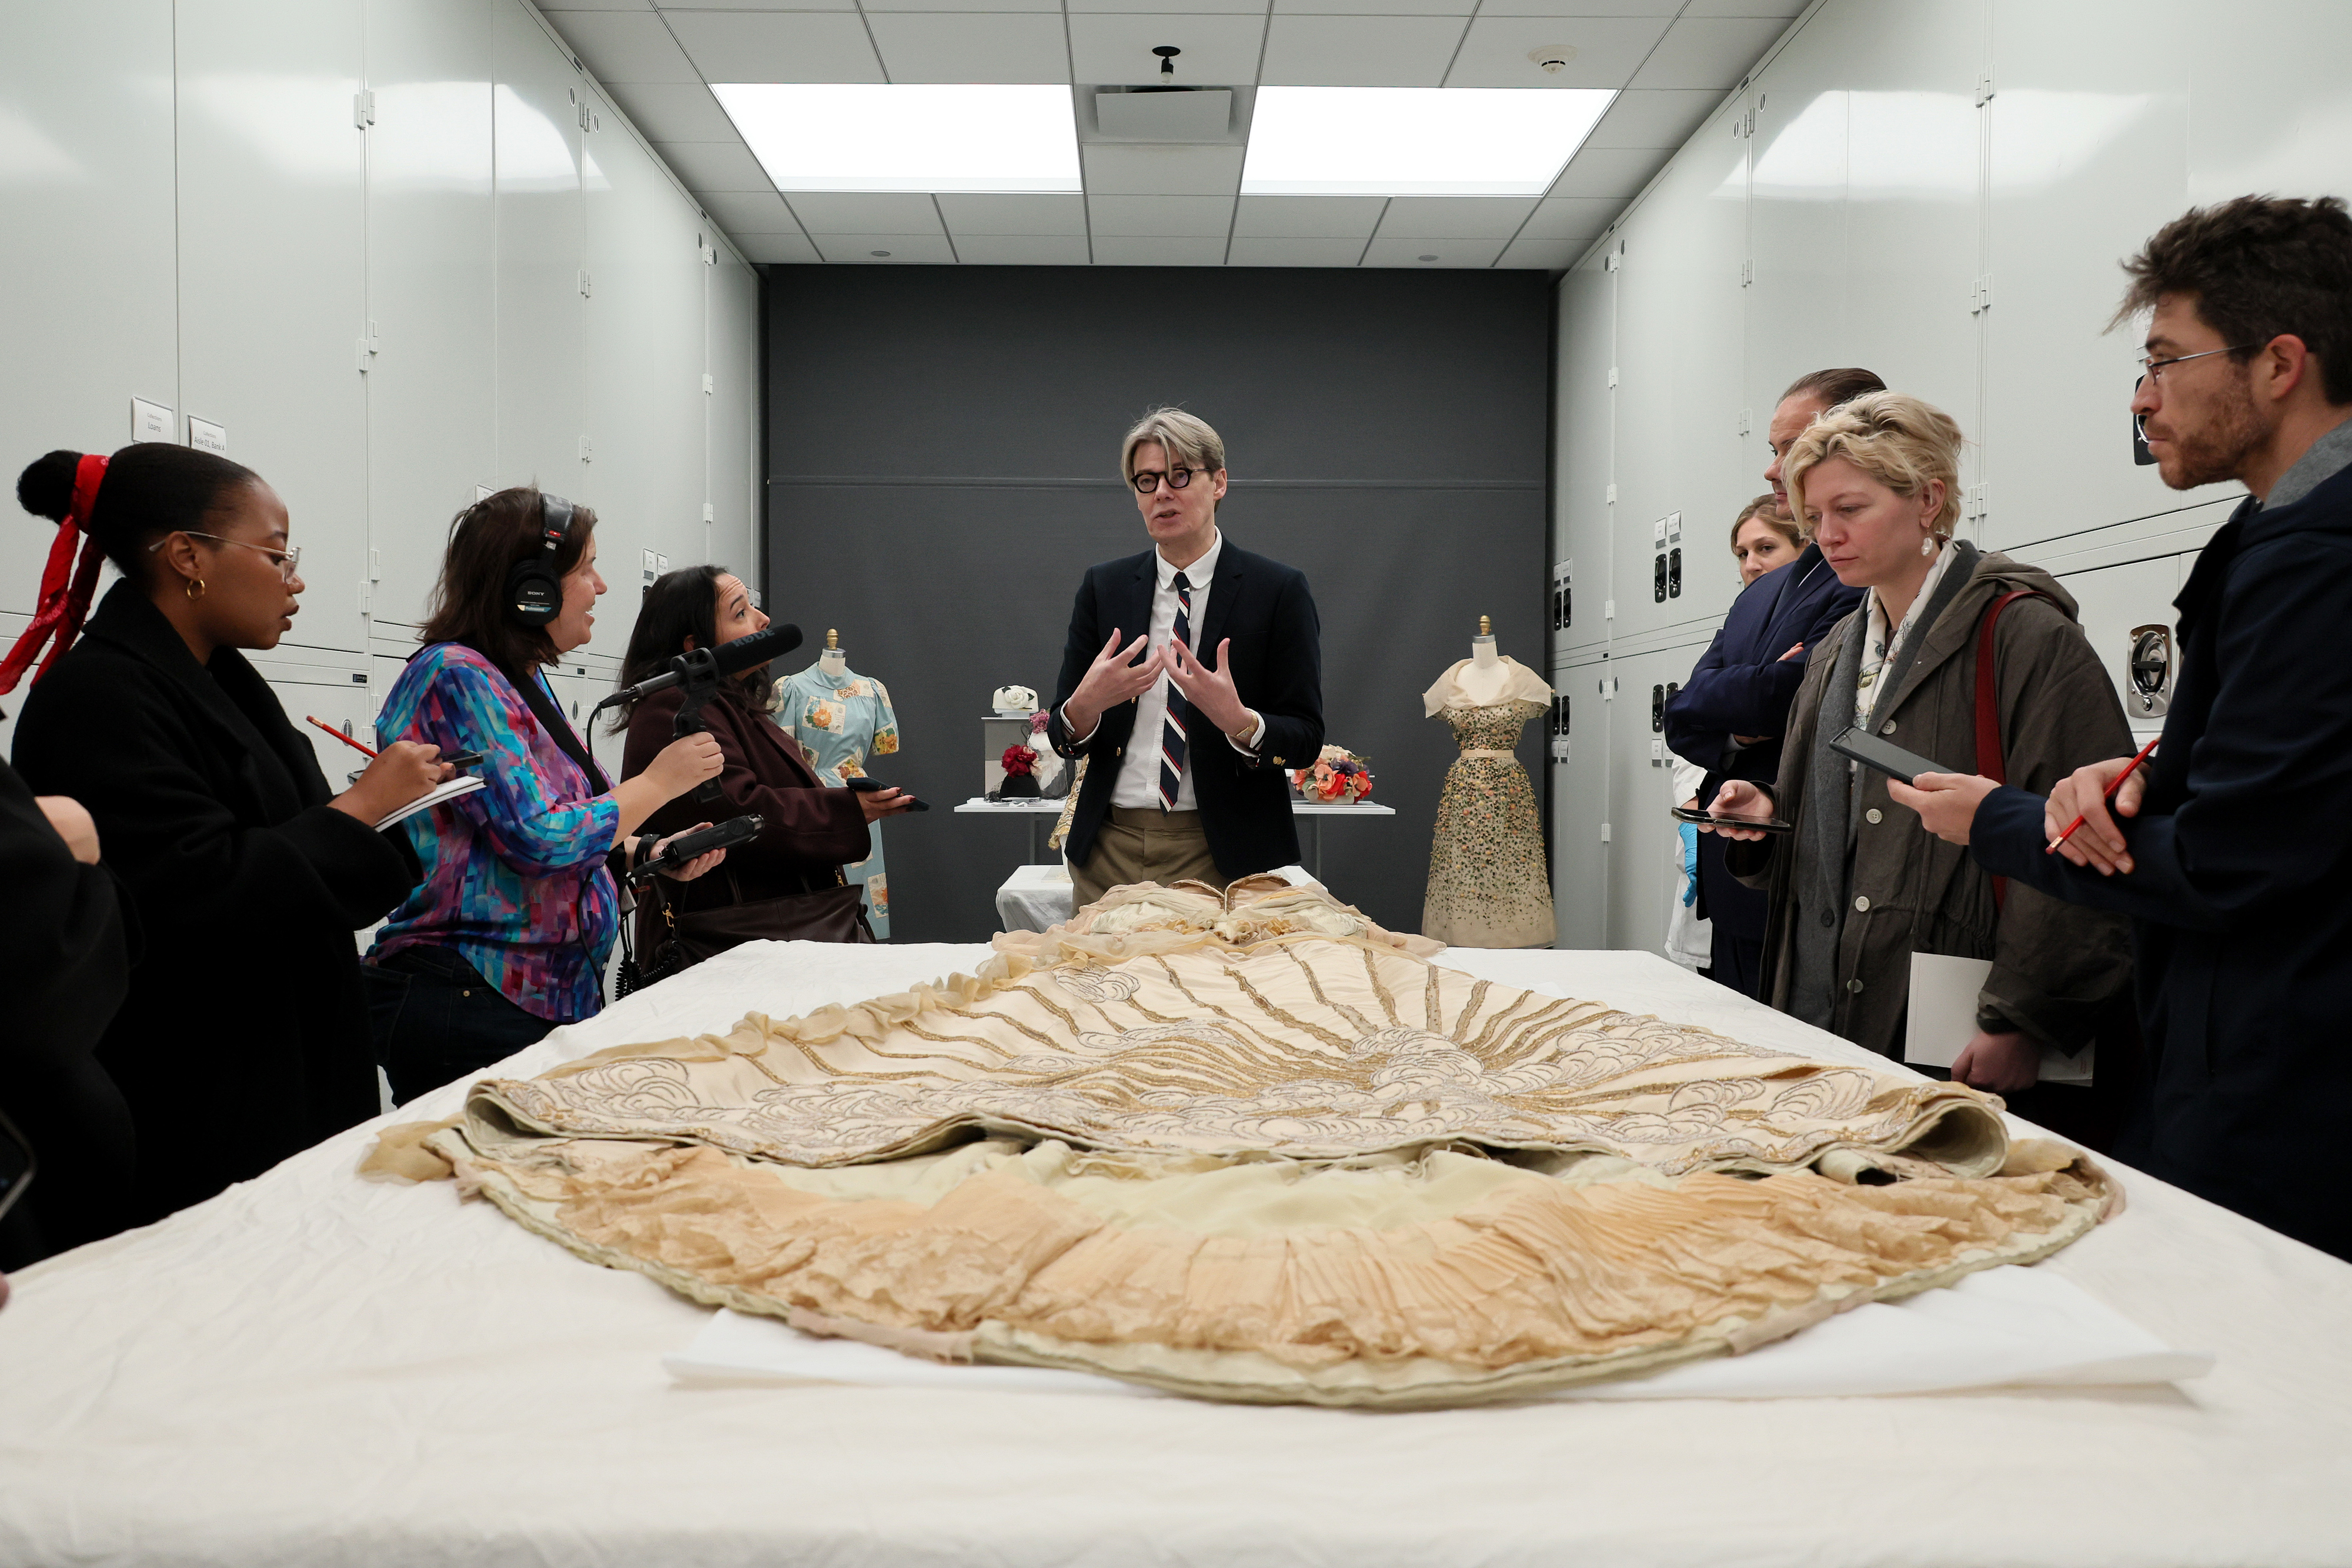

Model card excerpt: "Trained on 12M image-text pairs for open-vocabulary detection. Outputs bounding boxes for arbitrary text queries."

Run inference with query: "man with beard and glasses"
[1887,195,2352,1259]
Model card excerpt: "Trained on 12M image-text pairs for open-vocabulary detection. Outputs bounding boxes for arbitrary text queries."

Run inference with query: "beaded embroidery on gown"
[1422,658,1556,947]
[406,880,2117,1409]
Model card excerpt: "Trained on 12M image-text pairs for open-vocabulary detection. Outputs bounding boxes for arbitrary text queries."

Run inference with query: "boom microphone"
[603,622,803,707]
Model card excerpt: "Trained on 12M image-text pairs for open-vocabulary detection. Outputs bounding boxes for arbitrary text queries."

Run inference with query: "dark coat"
[1046,541,1323,878]
[0,753,133,1264]
[621,683,873,911]
[1973,460,2352,1260]
[12,584,419,1225]
[1665,543,1865,938]
[1728,547,2134,1057]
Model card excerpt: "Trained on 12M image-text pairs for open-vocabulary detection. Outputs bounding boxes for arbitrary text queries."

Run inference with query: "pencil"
[2046,734,2161,854]
[306,715,377,758]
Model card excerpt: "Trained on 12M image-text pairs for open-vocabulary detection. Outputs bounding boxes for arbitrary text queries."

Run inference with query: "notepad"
[1906,952,2094,1085]
[372,774,486,831]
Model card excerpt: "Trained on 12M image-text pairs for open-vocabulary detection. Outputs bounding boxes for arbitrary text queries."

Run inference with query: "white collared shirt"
[1065,528,1266,811]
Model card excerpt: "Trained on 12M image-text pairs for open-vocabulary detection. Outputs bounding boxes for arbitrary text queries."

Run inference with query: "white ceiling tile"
[1272,0,1475,14]
[1067,15,1269,85]
[1546,144,1667,196]
[1679,0,1806,17]
[1088,193,1234,235]
[1518,195,1619,238]
[603,82,740,142]
[666,11,883,82]
[1626,16,1786,89]
[1441,15,1668,88]
[1081,143,1244,196]
[657,0,856,9]
[787,192,947,233]
[863,0,1058,10]
[1581,88,1723,147]
[654,139,776,190]
[1228,235,1367,266]
[1359,234,1506,267]
[545,11,704,83]
[1092,236,1229,264]
[1231,194,1387,237]
[1069,0,1264,15]
[1472,0,1682,15]
[867,14,1072,83]
[736,233,824,263]
[544,0,656,11]
[936,193,1089,235]
[1496,236,1586,270]
[953,234,1094,263]
[1375,196,1539,238]
[696,190,800,232]
[813,233,960,262]
[1260,16,1468,88]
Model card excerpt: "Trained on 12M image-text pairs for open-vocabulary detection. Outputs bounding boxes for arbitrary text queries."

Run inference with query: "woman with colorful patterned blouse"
[363,489,727,1104]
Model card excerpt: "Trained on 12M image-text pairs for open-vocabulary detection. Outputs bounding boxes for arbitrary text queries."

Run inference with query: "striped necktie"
[1157,570,1192,811]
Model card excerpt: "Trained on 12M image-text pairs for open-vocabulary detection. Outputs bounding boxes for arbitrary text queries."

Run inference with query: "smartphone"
[0,1108,35,1228]
[1827,726,1952,786]
[1670,804,1795,835]
[846,776,928,813]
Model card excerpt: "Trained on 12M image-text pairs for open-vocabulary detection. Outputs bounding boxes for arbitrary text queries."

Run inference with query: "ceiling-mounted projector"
[1093,86,1234,141]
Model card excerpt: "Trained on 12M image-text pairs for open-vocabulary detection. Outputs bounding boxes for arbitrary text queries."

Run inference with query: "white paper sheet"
[1906,951,2094,1085]
[665,1265,2210,1402]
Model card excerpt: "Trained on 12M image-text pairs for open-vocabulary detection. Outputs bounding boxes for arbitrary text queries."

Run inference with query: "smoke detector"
[1528,45,1577,73]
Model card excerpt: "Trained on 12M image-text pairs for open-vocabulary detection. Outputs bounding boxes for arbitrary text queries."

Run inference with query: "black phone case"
[1826,727,1950,785]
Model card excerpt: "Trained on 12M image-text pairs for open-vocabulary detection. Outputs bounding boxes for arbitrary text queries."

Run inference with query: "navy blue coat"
[1664,544,1865,937]
[1973,460,2352,1260]
[1046,543,1323,879]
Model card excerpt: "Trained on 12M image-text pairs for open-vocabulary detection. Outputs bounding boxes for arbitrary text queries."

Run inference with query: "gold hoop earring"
[185,576,206,601]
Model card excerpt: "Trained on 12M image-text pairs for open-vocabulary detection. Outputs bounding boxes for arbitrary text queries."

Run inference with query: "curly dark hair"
[2117,195,2352,403]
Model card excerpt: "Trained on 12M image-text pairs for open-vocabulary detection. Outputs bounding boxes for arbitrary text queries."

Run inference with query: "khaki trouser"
[1070,805,1227,911]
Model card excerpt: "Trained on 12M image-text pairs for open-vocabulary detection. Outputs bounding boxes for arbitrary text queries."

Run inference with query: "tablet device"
[1827,727,1952,787]
[1669,805,1795,835]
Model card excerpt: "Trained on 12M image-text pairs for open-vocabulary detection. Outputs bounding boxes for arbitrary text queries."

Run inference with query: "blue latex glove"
[1679,822,1699,906]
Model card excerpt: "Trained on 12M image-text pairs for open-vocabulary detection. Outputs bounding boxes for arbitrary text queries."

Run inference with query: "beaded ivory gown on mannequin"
[1422,654,1556,947]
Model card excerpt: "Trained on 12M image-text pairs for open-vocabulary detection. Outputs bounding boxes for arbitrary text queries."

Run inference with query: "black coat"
[0,753,133,1265]
[1974,459,2352,1261]
[1664,544,1865,939]
[1046,541,1323,878]
[12,584,420,1225]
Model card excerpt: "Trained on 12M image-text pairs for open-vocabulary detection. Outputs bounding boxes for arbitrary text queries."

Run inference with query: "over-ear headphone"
[507,492,575,626]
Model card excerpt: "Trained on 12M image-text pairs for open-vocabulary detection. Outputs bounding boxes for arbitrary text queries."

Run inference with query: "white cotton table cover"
[995,862,1320,932]
[5,943,2351,1568]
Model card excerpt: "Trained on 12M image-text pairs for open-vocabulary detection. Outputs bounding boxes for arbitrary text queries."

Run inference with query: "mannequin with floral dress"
[774,629,901,938]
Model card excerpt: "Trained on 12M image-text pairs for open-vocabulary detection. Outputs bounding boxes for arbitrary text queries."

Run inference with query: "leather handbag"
[619,867,873,996]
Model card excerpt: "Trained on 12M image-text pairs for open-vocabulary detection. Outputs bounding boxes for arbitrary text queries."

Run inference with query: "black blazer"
[1973,458,2352,1261]
[12,583,420,1225]
[1046,541,1323,878]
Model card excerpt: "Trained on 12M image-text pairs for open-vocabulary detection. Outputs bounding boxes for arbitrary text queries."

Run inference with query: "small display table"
[956,796,1395,880]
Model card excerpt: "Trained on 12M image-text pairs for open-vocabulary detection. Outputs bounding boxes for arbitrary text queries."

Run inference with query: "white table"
[4,942,2347,1568]
[956,795,1396,878]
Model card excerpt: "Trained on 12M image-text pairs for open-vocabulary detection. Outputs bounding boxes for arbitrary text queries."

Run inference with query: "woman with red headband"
[9,445,447,1230]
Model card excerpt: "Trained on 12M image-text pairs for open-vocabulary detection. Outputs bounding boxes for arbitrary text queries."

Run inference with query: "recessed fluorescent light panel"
[713,83,1080,193]
[1242,87,1615,197]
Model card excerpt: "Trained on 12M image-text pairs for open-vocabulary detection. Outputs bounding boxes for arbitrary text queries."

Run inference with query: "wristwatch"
[1228,708,1261,747]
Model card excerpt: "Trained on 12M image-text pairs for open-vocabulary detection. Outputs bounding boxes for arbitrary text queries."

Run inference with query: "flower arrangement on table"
[998,742,1041,798]
[1293,744,1374,803]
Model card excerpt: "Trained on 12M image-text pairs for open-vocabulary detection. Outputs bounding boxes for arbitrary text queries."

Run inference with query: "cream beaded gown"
[1421,656,1556,947]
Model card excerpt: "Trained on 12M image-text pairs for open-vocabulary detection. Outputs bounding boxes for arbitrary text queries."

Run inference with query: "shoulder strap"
[456,644,610,794]
[1973,589,2050,909]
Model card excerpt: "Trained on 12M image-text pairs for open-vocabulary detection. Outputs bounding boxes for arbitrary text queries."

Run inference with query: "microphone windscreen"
[714,622,802,676]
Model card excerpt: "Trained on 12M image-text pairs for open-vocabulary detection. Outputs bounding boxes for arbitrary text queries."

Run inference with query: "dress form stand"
[1420,616,1556,948]
[776,628,902,937]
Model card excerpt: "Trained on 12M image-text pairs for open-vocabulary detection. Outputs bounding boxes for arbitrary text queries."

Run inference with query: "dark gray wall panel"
[763,265,1551,942]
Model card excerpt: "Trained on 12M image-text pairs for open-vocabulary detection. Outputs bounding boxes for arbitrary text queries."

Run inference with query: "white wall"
[1,0,761,784]
[1549,0,2352,956]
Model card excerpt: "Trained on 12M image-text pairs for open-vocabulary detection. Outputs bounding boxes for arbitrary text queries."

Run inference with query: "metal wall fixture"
[2127,624,2175,717]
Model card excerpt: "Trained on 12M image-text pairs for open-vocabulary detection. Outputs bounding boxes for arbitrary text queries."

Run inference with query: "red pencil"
[305,714,377,758]
[2046,734,2160,854]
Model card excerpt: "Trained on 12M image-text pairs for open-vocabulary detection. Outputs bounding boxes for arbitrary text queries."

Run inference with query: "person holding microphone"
[11,445,446,1226]
[364,489,727,1102]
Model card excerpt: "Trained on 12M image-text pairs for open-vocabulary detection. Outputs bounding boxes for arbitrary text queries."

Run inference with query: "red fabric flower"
[1001,744,1038,777]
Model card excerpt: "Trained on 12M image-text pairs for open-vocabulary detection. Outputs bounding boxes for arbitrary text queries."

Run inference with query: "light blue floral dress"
[773,661,901,938]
